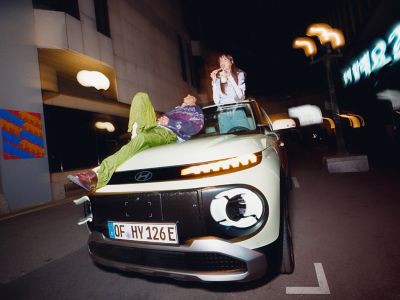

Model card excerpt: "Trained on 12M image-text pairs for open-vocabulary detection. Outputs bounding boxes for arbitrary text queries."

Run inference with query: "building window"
[177,35,187,82]
[44,105,128,172]
[32,0,80,19]
[94,0,111,37]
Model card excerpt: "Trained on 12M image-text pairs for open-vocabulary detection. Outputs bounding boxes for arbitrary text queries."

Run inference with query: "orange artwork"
[0,109,45,159]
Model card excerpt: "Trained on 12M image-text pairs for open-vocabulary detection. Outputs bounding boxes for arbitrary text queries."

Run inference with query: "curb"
[0,196,80,222]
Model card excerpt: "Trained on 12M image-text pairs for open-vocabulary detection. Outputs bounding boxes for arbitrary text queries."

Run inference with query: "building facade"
[0,0,198,214]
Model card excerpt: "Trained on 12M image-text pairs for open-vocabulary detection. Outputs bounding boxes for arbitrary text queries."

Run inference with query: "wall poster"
[0,109,45,159]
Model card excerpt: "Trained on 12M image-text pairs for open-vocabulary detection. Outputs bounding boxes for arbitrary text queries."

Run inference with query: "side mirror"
[271,118,297,131]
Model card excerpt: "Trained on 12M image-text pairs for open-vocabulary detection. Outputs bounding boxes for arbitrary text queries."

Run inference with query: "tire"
[261,172,295,275]
[279,172,295,274]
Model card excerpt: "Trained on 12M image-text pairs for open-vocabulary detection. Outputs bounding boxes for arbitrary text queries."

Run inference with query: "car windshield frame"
[194,100,272,138]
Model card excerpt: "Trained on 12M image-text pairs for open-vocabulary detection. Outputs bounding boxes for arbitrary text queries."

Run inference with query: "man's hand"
[157,116,169,126]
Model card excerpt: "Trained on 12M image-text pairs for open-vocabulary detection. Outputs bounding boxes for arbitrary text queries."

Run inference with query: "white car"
[75,99,294,282]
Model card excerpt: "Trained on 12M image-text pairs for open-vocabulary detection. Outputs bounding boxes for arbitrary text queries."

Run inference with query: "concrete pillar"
[0,0,52,212]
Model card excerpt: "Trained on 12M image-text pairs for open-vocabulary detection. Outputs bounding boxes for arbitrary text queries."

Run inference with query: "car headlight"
[180,152,262,178]
[201,185,269,239]
[210,188,263,228]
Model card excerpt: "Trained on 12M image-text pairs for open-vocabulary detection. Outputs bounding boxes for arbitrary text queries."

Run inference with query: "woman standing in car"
[210,54,246,104]
[210,54,248,133]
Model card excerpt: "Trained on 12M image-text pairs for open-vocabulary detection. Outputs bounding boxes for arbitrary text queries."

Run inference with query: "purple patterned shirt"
[164,105,204,140]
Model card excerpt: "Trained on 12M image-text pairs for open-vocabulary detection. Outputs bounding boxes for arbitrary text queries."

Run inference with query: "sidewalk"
[0,196,88,284]
[0,182,85,222]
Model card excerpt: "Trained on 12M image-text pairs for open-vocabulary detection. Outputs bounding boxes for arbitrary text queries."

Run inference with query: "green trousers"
[96,92,177,188]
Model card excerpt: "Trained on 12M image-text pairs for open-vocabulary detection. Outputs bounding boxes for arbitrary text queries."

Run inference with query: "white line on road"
[291,177,300,188]
[286,263,330,295]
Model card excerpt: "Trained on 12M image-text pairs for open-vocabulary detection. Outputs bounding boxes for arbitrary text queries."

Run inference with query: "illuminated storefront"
[342,23,400,87]
[340,17,400,146]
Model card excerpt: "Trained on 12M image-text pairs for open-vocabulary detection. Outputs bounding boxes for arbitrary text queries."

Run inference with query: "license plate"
[108,221,179,244]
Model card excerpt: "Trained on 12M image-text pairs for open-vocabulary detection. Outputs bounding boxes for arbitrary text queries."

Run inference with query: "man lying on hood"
[68,92,204,191]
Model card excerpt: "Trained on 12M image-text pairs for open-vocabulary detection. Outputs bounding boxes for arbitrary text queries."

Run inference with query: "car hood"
[116,133,272,171]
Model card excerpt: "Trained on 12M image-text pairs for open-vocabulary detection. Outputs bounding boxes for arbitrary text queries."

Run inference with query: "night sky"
[184,0,333,96]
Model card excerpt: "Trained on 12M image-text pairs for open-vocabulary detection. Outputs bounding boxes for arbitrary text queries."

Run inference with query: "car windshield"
[195,102,259,137]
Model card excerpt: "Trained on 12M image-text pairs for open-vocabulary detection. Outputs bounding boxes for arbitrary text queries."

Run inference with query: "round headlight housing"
[210,188,263,228]
[201,185,268,239]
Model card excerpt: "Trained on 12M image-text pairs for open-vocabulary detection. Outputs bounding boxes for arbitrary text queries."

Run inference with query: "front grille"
[88,185,268,242]
[89,242,247,272]
[90,191,204,242]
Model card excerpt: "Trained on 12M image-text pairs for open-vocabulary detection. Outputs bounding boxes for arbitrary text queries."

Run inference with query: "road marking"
[286,263,330,295]
[291,177,300,188]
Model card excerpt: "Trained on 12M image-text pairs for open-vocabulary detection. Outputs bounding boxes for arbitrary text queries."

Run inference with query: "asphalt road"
[1,145,400,300]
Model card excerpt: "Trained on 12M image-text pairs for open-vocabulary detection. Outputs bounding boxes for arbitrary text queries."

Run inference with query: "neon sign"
[342,22,400,86]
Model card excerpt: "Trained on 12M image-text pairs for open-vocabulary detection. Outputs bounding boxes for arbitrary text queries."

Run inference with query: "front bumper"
[88,231,267,282]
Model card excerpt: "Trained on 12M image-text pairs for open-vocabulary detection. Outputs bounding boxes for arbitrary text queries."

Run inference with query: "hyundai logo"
[134,171,153,182]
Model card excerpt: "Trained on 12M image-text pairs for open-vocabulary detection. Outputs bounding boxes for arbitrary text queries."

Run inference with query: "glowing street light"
[292,37,317,57]
[323,117,335,129]
[338,114,362,128]
[306,23,345,49]
[326,29,345,49]
[306,23,332,35]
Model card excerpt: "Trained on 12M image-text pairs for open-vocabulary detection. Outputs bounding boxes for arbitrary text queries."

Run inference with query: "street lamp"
[293,23,369,172]
[293,23,347,154]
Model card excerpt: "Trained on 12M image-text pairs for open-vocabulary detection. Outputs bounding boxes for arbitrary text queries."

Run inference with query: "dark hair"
[218,54,244,94]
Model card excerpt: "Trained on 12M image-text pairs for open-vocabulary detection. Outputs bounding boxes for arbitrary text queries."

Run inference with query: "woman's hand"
[210,68,222,81]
